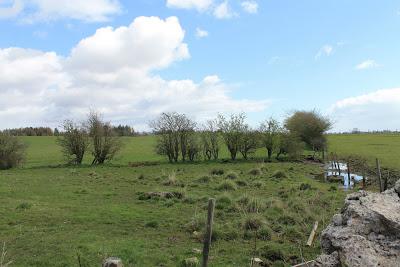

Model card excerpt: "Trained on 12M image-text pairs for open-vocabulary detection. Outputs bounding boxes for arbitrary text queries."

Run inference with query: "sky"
[0,0,400,132]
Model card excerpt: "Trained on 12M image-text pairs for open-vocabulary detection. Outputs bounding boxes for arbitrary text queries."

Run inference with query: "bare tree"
[259,118,281,160]
[57,120,89,165]
[150,112,196,162]
[87,112,122,165]
[0,134,26,170]
[200,119,220,161]
[218,113,246,160]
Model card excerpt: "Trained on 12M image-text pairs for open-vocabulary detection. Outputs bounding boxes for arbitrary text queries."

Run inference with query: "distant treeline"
[0,125,143,137]
[331,129,400,134]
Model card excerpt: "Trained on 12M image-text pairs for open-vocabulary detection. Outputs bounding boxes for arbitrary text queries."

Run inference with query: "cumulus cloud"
[0,0,121,22]
[241,1,258,14]
[213,1,236,19]
[195,27,208,38]
[315,45,333,59]
[329,88,400,132]
[0,16,268,130]
[166,0,213,11]
[355,59,380,70]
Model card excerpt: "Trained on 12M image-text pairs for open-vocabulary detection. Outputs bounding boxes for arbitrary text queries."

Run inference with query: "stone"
[103,257,123,267]
[314,184,400,267]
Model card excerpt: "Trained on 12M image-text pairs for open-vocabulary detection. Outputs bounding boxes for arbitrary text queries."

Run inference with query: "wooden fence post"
[347,162,351,188]
[202,198,215,267]
[376,158,383,193]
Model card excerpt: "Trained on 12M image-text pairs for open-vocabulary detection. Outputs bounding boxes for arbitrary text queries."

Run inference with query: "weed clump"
[145,221,159,228]
[253,181,264,188]
[181,257,199,267]
[16,202,32,210]
[243,215,264,231]
[216,180,237,191]
[197,175,211,183]
[210,168,224,176]
[249,168,262,176]
[272,170,288,179]
[299,183,312,190]
[259,244,284,262]
[235,180,248,187]
[216,195,232,210]
[258,227,272,241]
[162,172,177,186]
[226,171,239,180]
[246,197,265,213]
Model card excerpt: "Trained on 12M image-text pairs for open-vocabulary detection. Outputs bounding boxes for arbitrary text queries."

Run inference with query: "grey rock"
[103,257,123,267]
[315,184,400,267]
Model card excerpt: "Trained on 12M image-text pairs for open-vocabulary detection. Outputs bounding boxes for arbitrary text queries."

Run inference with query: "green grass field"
[328,133,400,169]
[0,135,354,266]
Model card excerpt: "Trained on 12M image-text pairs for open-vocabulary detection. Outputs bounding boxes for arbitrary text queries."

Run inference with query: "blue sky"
[0,0,400,131]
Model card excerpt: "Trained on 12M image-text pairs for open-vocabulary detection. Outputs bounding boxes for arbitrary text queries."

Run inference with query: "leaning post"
[376,158,383,193]
[202,198,215,267]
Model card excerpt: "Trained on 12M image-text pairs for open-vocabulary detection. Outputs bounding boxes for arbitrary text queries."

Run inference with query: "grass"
[0,161,346,266]
[328,133,400,169]
[0,135,358,266]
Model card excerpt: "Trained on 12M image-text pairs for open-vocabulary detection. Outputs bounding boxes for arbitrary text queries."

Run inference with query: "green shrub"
[216,180,237,191]
[0,135,26,170]
[226,171,239,180]
[249,168,262,176]
[272,170,288,179]
[210,168,224,175]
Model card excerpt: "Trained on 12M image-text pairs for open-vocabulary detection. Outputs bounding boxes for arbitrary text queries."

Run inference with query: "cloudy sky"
[0,0,399,132]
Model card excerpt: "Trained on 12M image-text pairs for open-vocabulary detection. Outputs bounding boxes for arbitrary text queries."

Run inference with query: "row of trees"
[0,125,137,137]
[150,111,332,163]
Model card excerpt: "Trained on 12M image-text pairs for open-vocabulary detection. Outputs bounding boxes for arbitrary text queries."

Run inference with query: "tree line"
[0,110,331,170]
[150,110,332,163]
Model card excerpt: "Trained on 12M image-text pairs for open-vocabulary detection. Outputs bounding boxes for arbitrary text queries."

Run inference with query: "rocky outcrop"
[313,180,400,267]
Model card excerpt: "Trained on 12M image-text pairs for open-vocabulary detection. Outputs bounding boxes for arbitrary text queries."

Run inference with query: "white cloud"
[166,0,213,11]
[315,45,333,59]
[195,27,208,38]
[213,1,236,19]
[1,0,121,22]
[0,16,268,130]
[329,88,400,131]
[0,0,23,18]
[241,1,258,14]
[355,59,380,70]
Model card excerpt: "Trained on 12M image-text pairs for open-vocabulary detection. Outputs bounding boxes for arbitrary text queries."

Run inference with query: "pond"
[325,161,365,189]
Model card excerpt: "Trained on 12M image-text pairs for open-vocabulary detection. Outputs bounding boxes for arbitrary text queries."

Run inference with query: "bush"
[272,170,288,179]
[0,135,26,170]
[249,168,262,176]
[210,168,224,175]
[226,171,239,180]
[216,180,237,191]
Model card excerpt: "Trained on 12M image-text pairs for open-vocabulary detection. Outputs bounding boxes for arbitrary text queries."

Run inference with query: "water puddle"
[325,162,365,190]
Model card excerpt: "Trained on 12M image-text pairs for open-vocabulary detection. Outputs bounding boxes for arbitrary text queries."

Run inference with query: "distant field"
[20,136,268,168]
[327,134,400,169]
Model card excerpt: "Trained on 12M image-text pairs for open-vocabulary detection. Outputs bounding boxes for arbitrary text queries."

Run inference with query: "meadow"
[327,133,400,169]
[2,133,398,266]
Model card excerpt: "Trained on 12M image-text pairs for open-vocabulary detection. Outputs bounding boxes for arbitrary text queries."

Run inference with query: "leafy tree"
[239,126,259,160]
[259,118,281,160]
[276,131,304,160]
[218,113,247,160]
[200,119,220,161]
[285,110,331,154]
